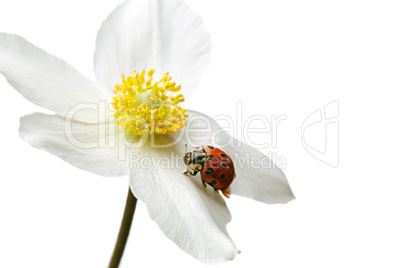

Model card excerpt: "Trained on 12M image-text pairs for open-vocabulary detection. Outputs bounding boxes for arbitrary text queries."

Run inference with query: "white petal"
[0,33,107,122]
[94,0,211,98]
[19,113,130,177]
[220,139,295,204]
[129,144,239,263]
[185,110,295,204]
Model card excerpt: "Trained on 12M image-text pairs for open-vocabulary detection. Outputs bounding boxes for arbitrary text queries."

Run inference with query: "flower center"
[112,69,188,135]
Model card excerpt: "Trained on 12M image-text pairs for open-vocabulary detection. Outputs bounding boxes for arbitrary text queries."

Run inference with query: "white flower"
[0,0,294,264]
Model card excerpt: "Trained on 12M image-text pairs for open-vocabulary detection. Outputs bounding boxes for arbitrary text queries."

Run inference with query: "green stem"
[109,187,137,268]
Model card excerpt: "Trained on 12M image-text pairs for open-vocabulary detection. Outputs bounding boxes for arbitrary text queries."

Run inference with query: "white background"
[1,0,401,267]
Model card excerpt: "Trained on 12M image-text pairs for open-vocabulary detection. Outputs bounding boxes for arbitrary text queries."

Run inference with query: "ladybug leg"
[206,182,218,191]
[201,179,207,188]
[184,166,195,176]
[221,186,231,198]
[183,166,189,175]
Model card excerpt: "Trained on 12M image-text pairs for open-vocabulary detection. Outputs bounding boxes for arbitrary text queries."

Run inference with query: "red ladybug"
[183,145,236,198]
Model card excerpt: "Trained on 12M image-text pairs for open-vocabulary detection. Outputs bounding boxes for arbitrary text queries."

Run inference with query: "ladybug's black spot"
[220,164,228,169]
[220,154,228,159]
[212,180,217,185]
[205,168,214,174]
[220,174,225,179]
[207,155,214,160]
[230,178,233,182]
[208,145,215,149]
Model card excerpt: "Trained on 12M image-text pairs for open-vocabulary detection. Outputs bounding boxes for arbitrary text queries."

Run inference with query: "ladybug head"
[182,145,205,174]
[183,152,191,167]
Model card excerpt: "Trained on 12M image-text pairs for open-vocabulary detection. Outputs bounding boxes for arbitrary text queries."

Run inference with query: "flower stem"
[109,187,137,268]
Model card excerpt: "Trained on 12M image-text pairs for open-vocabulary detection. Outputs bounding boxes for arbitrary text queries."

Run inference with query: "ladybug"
[183,145,236,198]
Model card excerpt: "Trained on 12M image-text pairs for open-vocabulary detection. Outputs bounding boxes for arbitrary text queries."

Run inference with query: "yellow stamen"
[112,69,188,136]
